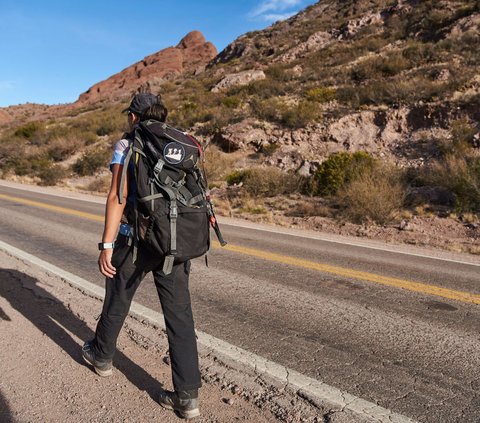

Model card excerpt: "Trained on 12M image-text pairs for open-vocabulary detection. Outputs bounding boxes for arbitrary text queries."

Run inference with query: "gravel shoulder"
[0,247,342,423]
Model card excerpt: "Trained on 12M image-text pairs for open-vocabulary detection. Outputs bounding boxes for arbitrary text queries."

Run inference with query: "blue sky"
[0,0,316,107]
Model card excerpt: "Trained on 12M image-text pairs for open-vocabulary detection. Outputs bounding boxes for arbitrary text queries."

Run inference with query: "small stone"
[163,356,170,365]
[398,219,409,231]
[223,397,234,405]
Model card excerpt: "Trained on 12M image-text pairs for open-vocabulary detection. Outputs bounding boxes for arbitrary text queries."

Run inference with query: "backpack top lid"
[138,120,202,171]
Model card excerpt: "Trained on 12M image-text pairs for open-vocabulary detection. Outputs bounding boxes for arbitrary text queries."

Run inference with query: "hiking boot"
[81,340,113,377]
[158,389,200,419]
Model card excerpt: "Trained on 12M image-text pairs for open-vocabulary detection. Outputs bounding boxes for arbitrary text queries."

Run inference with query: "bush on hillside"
[281,101,322,128]
[411,154,480,214]
[14,121,44,139]
[305,87,336,103]
[202,144,237,184]
[309,151,376,196]
[337,163,406,224]
[37,165,67,186]
[72,149,110,176]
[226,166,303,197]
[250,98,322,128]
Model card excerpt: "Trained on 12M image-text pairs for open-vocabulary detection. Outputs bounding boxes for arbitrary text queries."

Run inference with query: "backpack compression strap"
[149,184,176,275]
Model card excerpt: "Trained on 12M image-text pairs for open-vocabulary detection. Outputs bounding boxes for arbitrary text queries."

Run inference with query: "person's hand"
[98,249,116,278]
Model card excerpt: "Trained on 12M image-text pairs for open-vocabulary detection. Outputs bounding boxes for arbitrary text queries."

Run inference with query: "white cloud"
[251,0,303,17]
[260,12,296,22]
[250,0,304,22]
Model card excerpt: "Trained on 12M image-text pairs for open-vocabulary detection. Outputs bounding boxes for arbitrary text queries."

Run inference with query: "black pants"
[92,235,201,392]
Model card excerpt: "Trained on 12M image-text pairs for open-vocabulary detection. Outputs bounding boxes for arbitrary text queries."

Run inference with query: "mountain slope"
[0,0,479,227]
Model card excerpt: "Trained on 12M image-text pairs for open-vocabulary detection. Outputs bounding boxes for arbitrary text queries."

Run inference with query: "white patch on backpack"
[163,142,185,164]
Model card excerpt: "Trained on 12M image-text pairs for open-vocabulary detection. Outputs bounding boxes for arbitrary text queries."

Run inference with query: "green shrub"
[250,98,283,123]
[37,165,67,186]
[305,87,336,103]
[265,64,291,82]
[402,41,436,64]
[14,121,44,139]
[351,53,411,83]
[310,151,375,196]
[338,76,454,107]
[226,169,247,186]
[8,157,32,176]
[96,120,118,136]
[418,154,480,213]
[221,95,242,109]
[451,118,477,146]
[226,167,302,197]
[72,148,110,176]
[242,78,287,98]
[437,119,477,157]
[261,143,280,156]
[280,101,322,129]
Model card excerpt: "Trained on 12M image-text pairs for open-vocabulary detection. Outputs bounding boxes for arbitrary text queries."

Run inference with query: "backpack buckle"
[170,203,178,218]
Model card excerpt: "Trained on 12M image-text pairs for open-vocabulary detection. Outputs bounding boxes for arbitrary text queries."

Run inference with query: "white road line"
[0,239,419,423]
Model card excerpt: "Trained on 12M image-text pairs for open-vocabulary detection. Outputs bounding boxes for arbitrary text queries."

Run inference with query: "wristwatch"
[98,242,115,250]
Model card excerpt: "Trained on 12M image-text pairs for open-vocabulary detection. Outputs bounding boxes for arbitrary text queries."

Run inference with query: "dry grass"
[201,145,238,185]
[337,164,406,224]
[227,166,303,197]
[83,175,111,193]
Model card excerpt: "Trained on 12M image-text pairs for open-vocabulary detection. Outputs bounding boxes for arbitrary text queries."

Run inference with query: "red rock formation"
[77,31,216,104]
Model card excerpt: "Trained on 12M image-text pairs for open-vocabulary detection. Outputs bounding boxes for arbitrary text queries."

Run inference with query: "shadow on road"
[0,390,15,423]
[0,269,163,401]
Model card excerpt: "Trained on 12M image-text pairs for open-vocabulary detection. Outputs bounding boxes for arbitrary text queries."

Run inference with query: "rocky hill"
[191,0,480,172]
[0,30,217,123]
[0,0,479,250]
[77,31,217,104]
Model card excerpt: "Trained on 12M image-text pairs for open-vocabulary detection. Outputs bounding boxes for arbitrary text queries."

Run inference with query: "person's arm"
[98,163,128,277]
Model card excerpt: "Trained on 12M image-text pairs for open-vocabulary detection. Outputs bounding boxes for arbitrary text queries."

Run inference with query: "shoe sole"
[159,401,200,419]
[82,354,113,377]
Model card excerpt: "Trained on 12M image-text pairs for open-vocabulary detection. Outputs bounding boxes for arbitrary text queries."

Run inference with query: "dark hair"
[140,103,168,122]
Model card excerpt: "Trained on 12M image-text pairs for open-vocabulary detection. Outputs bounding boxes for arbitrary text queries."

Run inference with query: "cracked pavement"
[0,182,479,422]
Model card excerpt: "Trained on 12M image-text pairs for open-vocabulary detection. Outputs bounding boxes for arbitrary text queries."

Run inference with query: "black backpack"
[119,119,226,274]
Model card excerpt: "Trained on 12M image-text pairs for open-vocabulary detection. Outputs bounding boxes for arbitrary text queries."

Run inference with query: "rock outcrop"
[211,101,480,175]
[77,31,217,104]
[211,70,266,92]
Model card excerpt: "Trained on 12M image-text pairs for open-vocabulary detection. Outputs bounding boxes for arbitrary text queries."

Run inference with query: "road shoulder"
[0,248,328,422]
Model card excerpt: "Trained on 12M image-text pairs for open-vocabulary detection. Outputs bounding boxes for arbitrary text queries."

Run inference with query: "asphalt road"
[0,182,479,422]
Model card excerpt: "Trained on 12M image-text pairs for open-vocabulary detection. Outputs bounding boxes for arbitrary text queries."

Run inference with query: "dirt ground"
[0,248,327,423]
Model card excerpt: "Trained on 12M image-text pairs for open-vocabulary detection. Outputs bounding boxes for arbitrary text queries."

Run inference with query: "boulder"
[212,120,270,152]
[276,31,333,63]
[211,70,266,93]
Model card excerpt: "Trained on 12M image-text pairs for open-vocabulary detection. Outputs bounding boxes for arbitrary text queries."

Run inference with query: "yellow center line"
[213,242,480,305]
[0,193,104,222]
[2,192,479,305]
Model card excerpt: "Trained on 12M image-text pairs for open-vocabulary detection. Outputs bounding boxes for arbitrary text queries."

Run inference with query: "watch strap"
[98,242,115,250]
